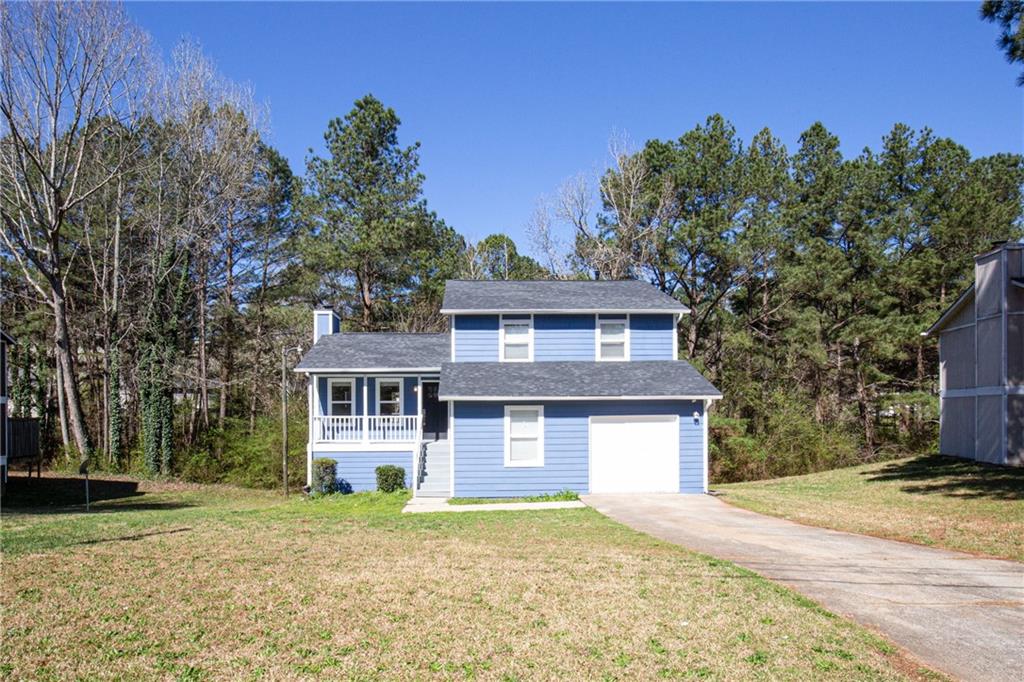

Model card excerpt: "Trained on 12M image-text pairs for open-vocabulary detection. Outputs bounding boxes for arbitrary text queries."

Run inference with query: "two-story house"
[294,280,722,497]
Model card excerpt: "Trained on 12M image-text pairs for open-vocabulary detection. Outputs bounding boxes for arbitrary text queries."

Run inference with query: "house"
[924,241,1023,467]
[294,279,722,497]
[1,330,12,484]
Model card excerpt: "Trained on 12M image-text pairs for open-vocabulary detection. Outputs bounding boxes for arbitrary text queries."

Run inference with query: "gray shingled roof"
[440,279,689,313]
[295,333,449,371]
[439,361,721,399]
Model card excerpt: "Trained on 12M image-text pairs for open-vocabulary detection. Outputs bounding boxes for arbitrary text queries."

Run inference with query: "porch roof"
[438,360,722,400]
[295,332,449,372]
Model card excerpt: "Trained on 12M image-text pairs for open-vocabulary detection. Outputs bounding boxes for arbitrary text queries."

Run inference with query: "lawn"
[717,455,1024,562]
[0,473,937,681]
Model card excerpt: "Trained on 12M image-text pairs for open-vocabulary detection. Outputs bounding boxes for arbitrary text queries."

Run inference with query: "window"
[504,405,544,467]
[329,379,353,416]
[501,316,533,362]
[377,379,402,416]
[597,316,628,360]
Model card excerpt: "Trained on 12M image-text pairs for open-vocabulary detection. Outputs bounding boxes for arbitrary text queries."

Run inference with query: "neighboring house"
[1,330,12,483]
[924,241,1023,467]
[294,280,722,497]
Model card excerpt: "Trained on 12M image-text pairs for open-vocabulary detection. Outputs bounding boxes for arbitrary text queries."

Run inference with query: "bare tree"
[0,0,153,459]
[528,134,672,281]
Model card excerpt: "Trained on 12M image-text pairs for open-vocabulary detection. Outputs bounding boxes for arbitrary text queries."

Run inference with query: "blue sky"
[128,2,1022,248]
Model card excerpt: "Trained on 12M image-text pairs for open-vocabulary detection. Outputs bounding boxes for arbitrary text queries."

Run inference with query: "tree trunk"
[197,254,210,430]
[359,262,373,330]
[55,359,70,449]
[52,283,92,460]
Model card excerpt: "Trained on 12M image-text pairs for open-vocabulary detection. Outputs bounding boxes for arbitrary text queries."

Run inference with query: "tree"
[464,234,548,280]
[299,95,460,330]
[981,1,1024,84]
[0,0,153,461]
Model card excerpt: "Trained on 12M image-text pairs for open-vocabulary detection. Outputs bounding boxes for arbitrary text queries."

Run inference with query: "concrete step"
[417,489,449,498]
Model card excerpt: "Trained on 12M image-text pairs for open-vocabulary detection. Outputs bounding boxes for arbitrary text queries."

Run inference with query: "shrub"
[375,464,406,493]
[312,458,337,495]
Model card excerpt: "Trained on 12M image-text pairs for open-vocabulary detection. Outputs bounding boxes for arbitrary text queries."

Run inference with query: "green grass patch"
[717,454,1024,561]
[1,472,932,680]
[448,490,580,505]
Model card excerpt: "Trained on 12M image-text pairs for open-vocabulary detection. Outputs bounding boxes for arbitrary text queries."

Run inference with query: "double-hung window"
[501,316,533,362]
[377,379,402,416]
[597,316,628,360]
[329,380,353,416]
[504,405,544,467]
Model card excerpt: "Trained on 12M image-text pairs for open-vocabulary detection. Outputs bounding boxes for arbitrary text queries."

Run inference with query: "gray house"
[924,241,1023,467]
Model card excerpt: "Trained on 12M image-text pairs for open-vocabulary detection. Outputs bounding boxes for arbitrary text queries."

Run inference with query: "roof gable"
[440,279,688,314]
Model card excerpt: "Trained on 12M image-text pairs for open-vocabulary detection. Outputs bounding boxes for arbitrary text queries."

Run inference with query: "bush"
[375,464,406,493]
[312,458,337,495]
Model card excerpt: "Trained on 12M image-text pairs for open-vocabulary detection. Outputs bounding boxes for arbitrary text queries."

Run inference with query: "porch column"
[362,375,369,445]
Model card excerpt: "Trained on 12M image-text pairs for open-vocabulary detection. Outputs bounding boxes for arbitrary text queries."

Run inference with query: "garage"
[589,415,680,493]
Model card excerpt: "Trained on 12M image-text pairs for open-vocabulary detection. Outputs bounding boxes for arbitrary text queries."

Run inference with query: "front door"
[421,381,448,441]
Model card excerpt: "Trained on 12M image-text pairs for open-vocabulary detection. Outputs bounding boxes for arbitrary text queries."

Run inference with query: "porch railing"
[314,415,420,443]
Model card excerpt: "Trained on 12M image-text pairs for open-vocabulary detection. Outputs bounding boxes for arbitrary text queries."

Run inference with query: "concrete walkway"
[402,497,586,513]
[583,493,1024,682]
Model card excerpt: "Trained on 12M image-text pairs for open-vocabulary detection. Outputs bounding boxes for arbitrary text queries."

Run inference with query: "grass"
[717,454,1024,562]
[0,473,938,681]
[448,490,580,505]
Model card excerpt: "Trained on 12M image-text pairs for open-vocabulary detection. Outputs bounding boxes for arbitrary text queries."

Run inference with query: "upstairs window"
[377,380,402,415]
[330,379,354,416]
[597,316,628,360]
[504,406,544,467]
[500,316,533,362]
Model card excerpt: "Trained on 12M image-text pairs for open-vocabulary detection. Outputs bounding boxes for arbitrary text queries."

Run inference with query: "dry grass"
[717,455,1024,562]
[1,473,938,680]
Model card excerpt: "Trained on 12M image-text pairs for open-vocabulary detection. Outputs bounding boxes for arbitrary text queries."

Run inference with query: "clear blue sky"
[128,1,1022,248]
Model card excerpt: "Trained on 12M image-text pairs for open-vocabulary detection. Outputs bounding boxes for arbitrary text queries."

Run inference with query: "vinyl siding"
[454,315,499,361]
[316,376,425,416]
[534,315,595,361]
[314,450,413,493]
[452,400,705,497]
[630,314,675,360]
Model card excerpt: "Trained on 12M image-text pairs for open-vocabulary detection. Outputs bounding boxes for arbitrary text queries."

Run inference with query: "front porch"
[313,414,420,444]
[310,374,447,446]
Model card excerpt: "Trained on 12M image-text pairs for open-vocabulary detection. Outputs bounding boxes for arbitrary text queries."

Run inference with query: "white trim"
[376,377,403,416]
[441,308,690,315]
[326,378,355,416]
[595,313,630,361]
[499,314,534,362]
[439,394,722,402]
[701,399,709,493]
[449,400,456,497]
[312,443,418,454]
[294,367,441,374]
[587,414,681,494]
[504,404,544,467]
[671,311,679,358]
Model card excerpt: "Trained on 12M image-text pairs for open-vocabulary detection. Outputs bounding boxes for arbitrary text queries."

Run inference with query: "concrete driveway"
[583,493,1024,682]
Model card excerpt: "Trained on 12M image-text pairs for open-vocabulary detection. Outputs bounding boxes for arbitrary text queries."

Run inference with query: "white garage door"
[590,416,680,493]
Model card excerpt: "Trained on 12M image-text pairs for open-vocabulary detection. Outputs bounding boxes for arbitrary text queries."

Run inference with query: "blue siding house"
[294,280,721,497]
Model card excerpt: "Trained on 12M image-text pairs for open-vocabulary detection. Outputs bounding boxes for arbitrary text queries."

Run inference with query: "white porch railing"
[314,415,420,443]
[367,415,420,442]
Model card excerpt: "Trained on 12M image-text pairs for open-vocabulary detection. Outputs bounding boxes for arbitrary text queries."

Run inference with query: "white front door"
[589,416,680,493]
